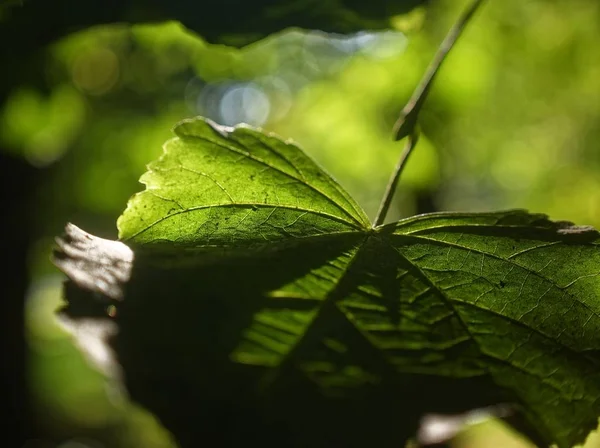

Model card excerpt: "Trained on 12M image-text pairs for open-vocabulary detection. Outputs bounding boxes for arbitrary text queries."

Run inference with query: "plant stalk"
[373,133,419,227]
[374,0,487,227]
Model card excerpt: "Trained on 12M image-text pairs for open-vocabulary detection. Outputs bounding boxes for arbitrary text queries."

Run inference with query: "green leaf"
[0,0,427,52]
[60,118,600,448]
[386,212,600,446]
[117,118,370,261]
[182,0,428,46]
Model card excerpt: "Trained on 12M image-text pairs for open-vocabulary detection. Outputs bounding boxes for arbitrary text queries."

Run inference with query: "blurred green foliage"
[276,0,600,225]
[3,0,599,446]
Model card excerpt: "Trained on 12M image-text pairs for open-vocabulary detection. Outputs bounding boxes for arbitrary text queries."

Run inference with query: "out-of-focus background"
[2,0,600,446]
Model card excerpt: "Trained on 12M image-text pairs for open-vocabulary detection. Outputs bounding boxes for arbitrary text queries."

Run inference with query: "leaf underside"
[105,117,600,447]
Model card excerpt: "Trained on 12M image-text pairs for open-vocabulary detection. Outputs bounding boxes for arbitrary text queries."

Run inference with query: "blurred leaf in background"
[2,0,599,446]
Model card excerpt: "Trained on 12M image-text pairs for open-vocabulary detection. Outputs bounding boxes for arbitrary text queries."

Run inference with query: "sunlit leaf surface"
[57,117,600,448]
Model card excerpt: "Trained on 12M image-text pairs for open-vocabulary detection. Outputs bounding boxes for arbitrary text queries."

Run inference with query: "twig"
[373,133,419,228]
[373,0,487,227]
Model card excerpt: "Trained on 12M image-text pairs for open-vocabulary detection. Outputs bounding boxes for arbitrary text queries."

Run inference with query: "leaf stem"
[374,0,487,227]
[393,0,487,142]
[374,133,419,227]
